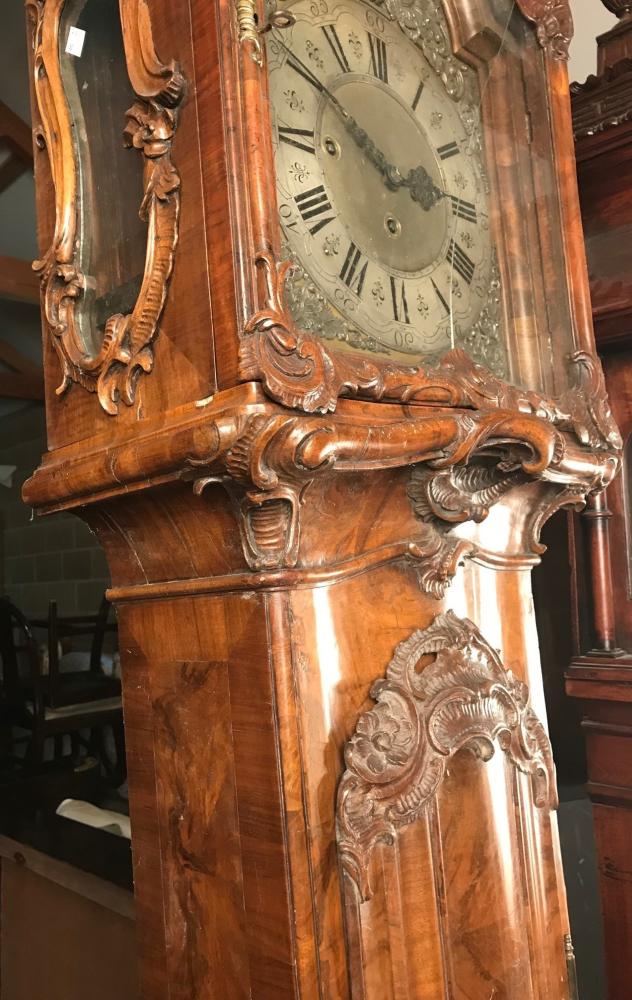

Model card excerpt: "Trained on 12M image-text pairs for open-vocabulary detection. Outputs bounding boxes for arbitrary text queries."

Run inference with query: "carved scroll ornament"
[27,0,185,414]
[516,0,574,60]
[336,611,557,899]
[241,253,621,451]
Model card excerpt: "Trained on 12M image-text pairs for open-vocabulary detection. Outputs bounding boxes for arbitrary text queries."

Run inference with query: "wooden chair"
[32,596,121,709]
[0,596,126,784]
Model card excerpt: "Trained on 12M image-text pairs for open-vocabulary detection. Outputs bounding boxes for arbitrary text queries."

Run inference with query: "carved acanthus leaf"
[516,0,574,60]
[336,611,557,899]
[409,462,527,525]
[558,351,623,451]
[409,525,474,599]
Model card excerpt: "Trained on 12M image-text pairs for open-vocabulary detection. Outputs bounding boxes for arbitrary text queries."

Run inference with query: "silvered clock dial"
[266,0,503,369]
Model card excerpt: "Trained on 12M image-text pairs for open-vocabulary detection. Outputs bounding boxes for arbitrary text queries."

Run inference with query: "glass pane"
[59,0,146,356]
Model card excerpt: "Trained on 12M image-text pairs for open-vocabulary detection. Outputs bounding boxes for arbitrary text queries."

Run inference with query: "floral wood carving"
[516,0,574,60]
[336,611,557,900]
[27,0,185,414]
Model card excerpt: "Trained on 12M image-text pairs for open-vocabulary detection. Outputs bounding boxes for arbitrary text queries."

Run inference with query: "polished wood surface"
[19,0,619,996]
[567,6,632,996]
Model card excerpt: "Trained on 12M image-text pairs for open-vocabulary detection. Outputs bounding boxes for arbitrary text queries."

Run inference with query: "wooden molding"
[26,0,184,415]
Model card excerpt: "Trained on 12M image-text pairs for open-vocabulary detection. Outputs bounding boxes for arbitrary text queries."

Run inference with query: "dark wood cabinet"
[566,6,632,997]
[19,0,619,996]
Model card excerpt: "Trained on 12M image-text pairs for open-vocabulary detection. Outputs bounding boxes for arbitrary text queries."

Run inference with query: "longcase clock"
[21,0,620,997]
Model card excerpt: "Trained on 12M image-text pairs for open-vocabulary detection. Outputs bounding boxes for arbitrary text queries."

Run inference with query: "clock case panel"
[228,0,610,424]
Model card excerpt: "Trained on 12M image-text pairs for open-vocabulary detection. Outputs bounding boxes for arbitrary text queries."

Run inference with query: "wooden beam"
[0,154,29,194]
[0,338,42,379]
[0,371,44,401]
[0,255,40,305]
[0,100,33,165]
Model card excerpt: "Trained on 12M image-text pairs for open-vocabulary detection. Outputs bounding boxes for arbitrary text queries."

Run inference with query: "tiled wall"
[0,404,110,616]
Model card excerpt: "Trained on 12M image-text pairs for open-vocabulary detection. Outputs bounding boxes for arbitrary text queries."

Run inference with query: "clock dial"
[266,0,502,366]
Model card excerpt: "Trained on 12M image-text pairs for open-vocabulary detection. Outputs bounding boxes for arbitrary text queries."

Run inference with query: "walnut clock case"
[22,0,620,998]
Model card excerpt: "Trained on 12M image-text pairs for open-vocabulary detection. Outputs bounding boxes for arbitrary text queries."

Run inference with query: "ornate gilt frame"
[26,0,185,415]
[233,0,616,447]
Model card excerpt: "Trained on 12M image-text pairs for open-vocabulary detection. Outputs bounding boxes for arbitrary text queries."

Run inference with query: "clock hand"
[272,32,445,211]
[401,165,445,211]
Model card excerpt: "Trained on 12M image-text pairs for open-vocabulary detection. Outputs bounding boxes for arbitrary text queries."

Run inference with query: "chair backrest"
[0,597,42,708]
[46,595,117,705]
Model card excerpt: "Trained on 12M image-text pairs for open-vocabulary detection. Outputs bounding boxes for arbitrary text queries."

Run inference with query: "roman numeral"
[287,52,324,93]
[431,277,451,317]
[437,141,460,160]
[321,24,350,73]
[450,196,477,223]
[411,79,424,111]
[390,277,410,324]
[447,239,475,284]
[339,243,368,296]
[294,184,335,235]
[368,33,388,82]
[278,126,316,155]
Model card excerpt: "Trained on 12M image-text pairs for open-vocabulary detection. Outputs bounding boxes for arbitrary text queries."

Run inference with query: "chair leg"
[91,723,127,786]
[111,722,127,787]
[70,732,81,759]
[26,729,46,768]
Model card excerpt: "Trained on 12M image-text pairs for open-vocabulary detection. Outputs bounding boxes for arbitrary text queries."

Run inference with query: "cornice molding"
[572,57,632,138]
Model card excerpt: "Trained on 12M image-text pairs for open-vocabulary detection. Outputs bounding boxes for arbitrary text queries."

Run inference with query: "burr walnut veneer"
[21,0,620,997]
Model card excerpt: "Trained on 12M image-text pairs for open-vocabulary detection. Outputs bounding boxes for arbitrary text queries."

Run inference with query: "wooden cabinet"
[566,5,632,997]
[20,0,618,996]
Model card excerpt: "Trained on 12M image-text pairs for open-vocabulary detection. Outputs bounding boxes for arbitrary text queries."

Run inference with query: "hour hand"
[402,165,445,211]
[342,115,444,211]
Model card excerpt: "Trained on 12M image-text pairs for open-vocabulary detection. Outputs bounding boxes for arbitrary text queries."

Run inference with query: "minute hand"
[274,33,442,209]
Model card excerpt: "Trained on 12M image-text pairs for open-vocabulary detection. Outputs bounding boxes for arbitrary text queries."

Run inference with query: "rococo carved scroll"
[515,0,573,60]
[336,611,557,899]
[27,0,185,414]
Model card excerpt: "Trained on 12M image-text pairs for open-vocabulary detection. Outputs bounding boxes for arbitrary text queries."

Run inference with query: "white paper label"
[65,26,86,58]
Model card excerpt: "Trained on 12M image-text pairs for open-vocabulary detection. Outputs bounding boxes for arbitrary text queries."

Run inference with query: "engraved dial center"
[316,76,448,274]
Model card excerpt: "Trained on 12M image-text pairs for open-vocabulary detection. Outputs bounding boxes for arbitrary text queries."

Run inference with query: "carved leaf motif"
[336,611,557,899]
[516,0,574,60]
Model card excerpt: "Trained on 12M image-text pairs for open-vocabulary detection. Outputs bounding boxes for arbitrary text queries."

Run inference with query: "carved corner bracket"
[27,0,185,415]
[336,610,557,900]
[516,0,574,61]
[187,393,615,580]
